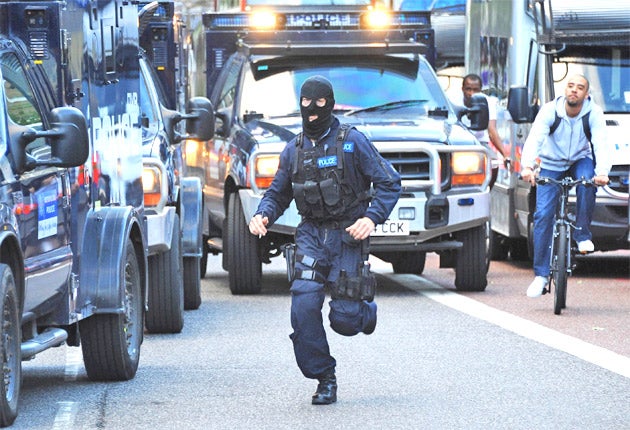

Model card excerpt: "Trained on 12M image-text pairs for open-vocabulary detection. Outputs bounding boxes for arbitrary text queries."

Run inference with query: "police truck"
[185,5,493,295]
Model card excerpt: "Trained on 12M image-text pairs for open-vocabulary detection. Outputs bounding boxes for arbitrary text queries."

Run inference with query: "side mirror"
[48,106,89,167]
[184,97,214,141]
[8,106,89,174]
[507,85,535,124]
[466,93,489,131]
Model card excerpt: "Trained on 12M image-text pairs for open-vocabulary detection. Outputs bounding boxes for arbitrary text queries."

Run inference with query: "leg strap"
[294,252,331,283]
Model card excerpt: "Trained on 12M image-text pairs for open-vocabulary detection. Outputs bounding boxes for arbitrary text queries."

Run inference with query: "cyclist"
[521,74,611,298]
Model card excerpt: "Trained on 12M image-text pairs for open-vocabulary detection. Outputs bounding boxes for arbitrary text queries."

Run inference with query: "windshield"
[553,47,630,113]
[240,59,449,120]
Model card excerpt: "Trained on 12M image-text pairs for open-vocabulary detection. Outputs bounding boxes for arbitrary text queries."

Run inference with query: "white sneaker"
[577,240,594,253]
[527,276,548,298]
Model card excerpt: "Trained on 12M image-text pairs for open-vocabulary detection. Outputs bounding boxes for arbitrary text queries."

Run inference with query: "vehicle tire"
[454,224,489,291]
[553,224,568,315]
[81,240,143,381]
[183,256,202,310]
[146,214,184,333]
[226,192,261,294]
[0,264,21,427]
[391,252,426,274]
[200,237,208,279]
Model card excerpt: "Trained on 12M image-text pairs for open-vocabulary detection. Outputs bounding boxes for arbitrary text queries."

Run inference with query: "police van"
[0,0,207,424]
[186,5,493,295]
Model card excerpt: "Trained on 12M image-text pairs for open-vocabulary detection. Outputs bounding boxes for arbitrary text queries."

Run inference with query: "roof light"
[362,10,391,29]
[251,11,277,29]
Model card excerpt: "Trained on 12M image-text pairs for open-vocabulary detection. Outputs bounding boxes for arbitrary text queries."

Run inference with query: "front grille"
[380,150,449,190]
[608,164,629,194]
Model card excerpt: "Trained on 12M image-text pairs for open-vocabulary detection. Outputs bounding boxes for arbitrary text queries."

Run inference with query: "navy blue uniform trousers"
[289,220,369,379]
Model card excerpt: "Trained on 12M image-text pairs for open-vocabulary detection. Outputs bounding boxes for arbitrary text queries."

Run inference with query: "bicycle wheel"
[553,223,568,315]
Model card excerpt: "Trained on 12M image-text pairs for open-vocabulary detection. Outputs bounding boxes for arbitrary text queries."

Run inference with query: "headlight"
[451,152,487,186]
[142,165,163,207]
[252,154,280,190]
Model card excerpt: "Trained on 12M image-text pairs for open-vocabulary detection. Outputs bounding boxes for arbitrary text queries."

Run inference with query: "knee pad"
[329,299,377,336]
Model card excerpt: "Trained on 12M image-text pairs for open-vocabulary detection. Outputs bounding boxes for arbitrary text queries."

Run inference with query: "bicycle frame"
[537,176,595,315]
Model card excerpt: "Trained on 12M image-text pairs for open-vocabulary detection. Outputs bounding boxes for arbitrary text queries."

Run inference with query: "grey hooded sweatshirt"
[521,95,611,176]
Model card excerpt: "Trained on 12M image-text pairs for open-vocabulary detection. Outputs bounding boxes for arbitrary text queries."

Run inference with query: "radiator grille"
[380,150,450,190]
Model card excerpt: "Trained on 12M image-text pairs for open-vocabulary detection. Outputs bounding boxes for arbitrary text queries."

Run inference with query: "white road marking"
[52,347,84,429]
[64,346,83,381]
[52,401,78,430]
[388,273,630,379]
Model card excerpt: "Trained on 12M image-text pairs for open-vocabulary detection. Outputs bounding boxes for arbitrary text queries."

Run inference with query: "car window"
[216,58,241,113]
[1,52,49,163]
[139,62,159,124]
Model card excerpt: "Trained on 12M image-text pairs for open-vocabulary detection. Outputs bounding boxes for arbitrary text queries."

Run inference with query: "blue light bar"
[204,11,431,30]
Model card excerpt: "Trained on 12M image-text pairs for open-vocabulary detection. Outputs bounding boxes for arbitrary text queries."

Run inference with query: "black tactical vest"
[292,124,365,221]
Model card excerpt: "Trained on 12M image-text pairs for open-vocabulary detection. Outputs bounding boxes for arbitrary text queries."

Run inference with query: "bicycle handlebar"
[535,176,596,188]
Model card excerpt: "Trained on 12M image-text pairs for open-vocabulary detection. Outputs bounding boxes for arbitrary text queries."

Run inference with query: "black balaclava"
[300,75,335,139]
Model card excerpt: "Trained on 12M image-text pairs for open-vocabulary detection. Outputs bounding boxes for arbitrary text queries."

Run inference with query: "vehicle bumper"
[239,188,490,251]
[146,206,177,254]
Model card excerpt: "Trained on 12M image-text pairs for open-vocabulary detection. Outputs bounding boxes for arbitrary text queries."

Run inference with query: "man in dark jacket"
[249,75,401,405]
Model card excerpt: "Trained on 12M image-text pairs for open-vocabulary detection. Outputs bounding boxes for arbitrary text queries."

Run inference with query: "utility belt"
[306,218,352,230]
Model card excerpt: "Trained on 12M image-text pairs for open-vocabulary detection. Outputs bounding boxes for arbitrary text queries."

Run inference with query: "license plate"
[371,220,409,236]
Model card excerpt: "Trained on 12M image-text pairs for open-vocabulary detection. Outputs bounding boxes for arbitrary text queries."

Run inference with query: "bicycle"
[536,176,595,315]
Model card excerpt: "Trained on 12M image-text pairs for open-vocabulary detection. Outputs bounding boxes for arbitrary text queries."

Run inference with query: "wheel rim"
[123,257,140,361]
[2,293,18,403]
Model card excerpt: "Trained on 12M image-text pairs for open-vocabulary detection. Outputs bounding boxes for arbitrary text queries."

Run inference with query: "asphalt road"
[10,251,630,429]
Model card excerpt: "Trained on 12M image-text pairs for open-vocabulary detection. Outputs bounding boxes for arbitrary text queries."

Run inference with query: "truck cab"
[136,1,214,330]
[187,7,493,295]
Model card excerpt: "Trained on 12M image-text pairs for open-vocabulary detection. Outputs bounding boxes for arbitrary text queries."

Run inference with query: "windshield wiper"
[345,99,429,116]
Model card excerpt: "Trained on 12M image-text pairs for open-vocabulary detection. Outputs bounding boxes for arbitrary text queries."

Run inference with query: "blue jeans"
[532,157,596,277]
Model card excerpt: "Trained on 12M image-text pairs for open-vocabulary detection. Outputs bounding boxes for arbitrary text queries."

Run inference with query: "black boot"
[312,373,337,405]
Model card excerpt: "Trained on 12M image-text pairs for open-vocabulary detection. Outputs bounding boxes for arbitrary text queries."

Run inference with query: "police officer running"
[249,76,401,405]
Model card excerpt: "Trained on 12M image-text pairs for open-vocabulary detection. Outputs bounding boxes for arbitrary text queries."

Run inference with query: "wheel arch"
[0,231,25,314]
[78,207,148,317]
